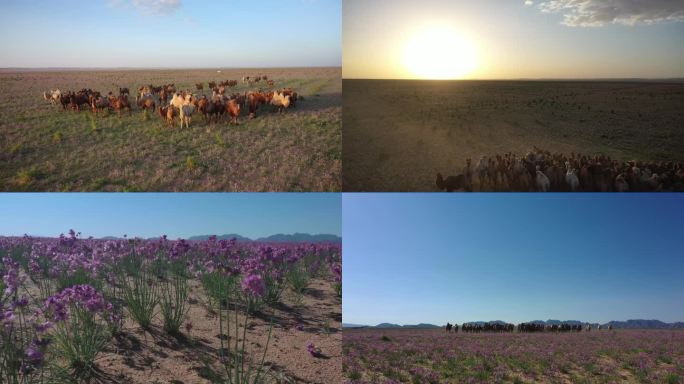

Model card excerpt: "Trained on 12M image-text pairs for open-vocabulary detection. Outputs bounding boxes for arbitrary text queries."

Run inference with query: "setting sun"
[402,24,478,79]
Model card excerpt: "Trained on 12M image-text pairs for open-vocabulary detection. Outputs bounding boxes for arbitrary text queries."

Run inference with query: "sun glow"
[402,24,478,79]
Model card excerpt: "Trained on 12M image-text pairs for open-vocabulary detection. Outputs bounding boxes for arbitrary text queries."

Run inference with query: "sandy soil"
[88,277,341,384]
[342,79,684,191]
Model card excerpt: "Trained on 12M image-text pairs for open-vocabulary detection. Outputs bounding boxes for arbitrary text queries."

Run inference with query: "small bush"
[120,262,159,329]
[160,272,190,334]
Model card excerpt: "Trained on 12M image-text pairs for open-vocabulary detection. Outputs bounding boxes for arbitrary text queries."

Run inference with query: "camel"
[535,166,550,192]
[436,173,466,192]
[565,162,580,191]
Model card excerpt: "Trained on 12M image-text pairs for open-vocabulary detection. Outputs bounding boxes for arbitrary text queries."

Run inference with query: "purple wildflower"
[2,257,23,295]
[43,285,111,323]
[25,345,44,363]
[241,274,265,298]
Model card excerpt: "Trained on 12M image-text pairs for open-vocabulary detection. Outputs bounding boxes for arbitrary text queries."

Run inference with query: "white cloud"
[525,0,534,6]
[109,0,181,16]
[536,0,684,27]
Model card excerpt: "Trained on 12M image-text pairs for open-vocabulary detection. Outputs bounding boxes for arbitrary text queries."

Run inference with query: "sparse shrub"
[160,269,190,334]
[89,114,98,131]
[15,168,36,187]
[44,285,114,380]
[186,155,196,170]
[347,370,362,380]
[120,255,159,329]
[263,269,286,306]
[201,271,236,309]
[216,273,273,384]
[0,298,48,384]
[286,261,310,305]
[55,266,102,292]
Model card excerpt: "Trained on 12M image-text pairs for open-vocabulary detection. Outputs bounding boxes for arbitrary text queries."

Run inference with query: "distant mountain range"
[603,320,684,329]
[347,323,442,329]
[343,319,684,329]
[343,323,441,329]
[187,233,341,243]
[96,233,341,243]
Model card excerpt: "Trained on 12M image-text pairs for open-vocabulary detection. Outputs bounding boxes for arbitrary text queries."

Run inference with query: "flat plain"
[342,79,684,191]
[0,67,341,191]
[343,328,684,383]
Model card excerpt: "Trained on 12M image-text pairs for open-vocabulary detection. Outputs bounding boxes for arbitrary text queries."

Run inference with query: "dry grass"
[0,68,341,191]
[342,79,684,191]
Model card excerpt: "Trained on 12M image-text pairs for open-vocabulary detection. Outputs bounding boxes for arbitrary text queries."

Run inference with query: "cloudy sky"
[344,0,684,79]
[0,0,341,68]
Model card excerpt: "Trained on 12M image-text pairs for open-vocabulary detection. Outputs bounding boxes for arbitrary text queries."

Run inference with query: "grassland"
[0,67,341,191]
[343,328,684,384]
[343,79,684,191]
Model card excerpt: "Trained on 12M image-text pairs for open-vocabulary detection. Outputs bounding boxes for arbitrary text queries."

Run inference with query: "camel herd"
[42,76,300,128]
[437,147,684,192]
[445,322,613,333]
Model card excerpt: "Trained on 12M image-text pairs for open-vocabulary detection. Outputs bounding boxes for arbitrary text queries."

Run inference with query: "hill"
[347,319,684,330]
[97,233,341,243]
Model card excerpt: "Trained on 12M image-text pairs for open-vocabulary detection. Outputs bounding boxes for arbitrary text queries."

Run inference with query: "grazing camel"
[166,106,177,126]
[462,158,473,191]
[535,166,550,192]
[180,104,195,129]
[107,93,131,116]
[91,96,110,114]
[43,89,62,105]
[565,163,580,191]
[475,156,489,190]
[436,173,466,192]
[615,174,629,192]
[441,147,684,192]
[270,91,291,113]
[225,99,241,125]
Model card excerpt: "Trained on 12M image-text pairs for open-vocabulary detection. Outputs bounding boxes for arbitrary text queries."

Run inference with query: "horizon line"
[0,232,342,240]
[345,318,684,326]
[0,65,342,72]
[343,77,684,82]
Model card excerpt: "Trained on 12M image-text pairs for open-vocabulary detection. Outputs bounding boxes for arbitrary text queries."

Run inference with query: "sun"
[402,24,478,80]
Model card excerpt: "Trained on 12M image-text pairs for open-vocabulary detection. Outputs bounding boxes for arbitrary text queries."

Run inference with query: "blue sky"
[0,0,341,68]
[344,0,684,79]
[0,193,341,239]
[343,194,684,325]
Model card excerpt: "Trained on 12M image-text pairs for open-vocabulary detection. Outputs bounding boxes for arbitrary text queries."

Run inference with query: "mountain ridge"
[343,319,684,329]
[92,233,341,243]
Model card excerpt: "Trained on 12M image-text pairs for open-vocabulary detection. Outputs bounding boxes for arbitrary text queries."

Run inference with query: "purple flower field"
[1,231,342,383]
[343,328,684,384]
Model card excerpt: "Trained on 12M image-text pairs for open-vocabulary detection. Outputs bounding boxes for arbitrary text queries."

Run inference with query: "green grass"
[0,68,341,191]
